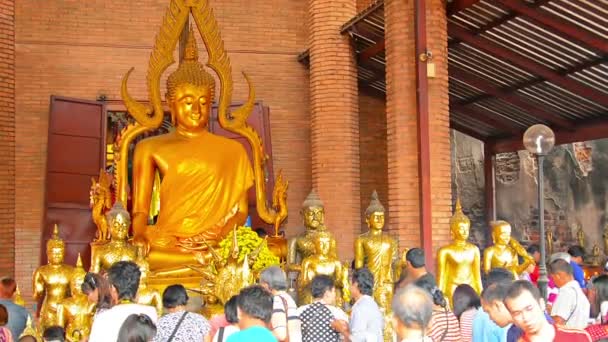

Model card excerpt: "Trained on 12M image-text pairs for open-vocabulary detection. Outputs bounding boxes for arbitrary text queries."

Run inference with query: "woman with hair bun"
[414,275,462,341]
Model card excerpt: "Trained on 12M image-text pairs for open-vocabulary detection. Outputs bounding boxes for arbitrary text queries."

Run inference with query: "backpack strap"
[167,311,188,342]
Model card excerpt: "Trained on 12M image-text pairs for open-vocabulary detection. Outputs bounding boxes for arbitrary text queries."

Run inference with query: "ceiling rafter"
[451,103,522,136]
[449,23,608,108]
[450,121,488,142]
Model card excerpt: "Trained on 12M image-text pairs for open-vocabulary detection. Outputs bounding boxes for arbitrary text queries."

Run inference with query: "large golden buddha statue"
[117,0,287,274]
[436,199,482,307]
[483,220,534,278]
[287,191,337,272]
[354,191,398,312]
[33,225,74,331]
[57,254,96,342]
[135,246,163,315]
[90,202,137,273]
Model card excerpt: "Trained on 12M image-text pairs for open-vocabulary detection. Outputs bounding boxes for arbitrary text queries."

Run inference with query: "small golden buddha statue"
[89,169,112,242]
[135,246,163,315]
[33,224,74,331]
[483,220,534,278]
[20,316,41,341]
[547,227,554,256]
[90,202,137,273]
[298,231,349,305]
[436,199,482,306]
[591,244,602,266]
[287,190,337,272]
[13,286,25,307]
[577,225,585,249]
[603,224,608,256]
[354,191,398,314]
[56,254,96,342]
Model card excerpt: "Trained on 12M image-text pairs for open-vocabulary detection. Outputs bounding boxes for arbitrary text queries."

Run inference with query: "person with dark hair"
[526,244,541,284]
[504,280,591,342]
[226,285,275,342]
[117,314,157,342]
[298,275,348,342]
[81,272,113,314]
[213,296,240,342]
[401,248,436,288]
[89,261,158,342]
[0,303,14,342]
[481,283,512,328]
[452,284,481,341]
[585,275,608,340]
[549,258,590,329]
[153,284,210,342]
[42,326,65,342]
[331,268,384,342]
[414,274,462,341]
[392,285,434,341]
[0,278,30,339]
[568,245,587,289]
[259,266,301,342]
[472,267,514,342]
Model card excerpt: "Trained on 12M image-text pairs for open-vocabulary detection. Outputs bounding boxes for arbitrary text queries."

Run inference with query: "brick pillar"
[308,0,360,259]
[0,0,15,278]
[385,0,419,249]
[385,0,452,260]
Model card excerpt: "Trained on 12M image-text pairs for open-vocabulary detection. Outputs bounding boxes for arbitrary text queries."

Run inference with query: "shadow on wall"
[451,130,608,256]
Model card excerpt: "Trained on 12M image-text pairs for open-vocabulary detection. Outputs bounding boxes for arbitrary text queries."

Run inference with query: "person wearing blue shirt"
[568,245,587,289]
[227,285,277,342]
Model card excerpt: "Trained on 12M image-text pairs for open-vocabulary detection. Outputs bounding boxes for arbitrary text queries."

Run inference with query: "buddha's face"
[493,224,511,246]
[315,235,332,256]
[451,221,470,241]
[47,245,64,265]
[366,212,385,230]
[71,274,85,294]
[110,214,129,240]
[170,83,211,130]
[303,206,324,230]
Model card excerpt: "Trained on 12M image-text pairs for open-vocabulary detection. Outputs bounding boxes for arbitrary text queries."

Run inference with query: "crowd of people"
[2,244,608,342]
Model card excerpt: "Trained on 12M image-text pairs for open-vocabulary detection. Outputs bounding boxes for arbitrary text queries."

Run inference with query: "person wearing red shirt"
[504,280,591,342]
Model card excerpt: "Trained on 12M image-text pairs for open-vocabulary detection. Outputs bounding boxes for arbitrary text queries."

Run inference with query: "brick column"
[308,0,360,259]
[385,0,452,259]
[385,0,419,249]
[0,0,15,278]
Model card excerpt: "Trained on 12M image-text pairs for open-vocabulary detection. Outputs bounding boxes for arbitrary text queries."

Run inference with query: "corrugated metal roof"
[299,0,608,142]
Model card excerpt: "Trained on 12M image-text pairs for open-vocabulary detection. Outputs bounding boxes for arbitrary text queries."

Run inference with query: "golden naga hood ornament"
[117,0,287,227]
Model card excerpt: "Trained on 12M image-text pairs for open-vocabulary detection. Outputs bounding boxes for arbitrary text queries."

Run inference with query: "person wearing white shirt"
[89,261,158,342]
[549,258,590,329]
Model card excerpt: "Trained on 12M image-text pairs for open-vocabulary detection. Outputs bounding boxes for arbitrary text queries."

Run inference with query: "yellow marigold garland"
[218,226,280,272]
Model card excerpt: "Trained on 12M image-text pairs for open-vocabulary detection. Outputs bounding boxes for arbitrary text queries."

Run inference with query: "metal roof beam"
[448,23,608,108]
[495,0,608,56]
[451,104,522,136]
[447,0,481,16]
[450,66,574,129]
[359,40,386,63]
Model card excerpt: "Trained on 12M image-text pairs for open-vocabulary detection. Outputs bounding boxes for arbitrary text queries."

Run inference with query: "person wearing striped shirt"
[260,266,302,342]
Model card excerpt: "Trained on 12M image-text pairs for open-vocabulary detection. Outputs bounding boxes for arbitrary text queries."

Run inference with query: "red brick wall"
[14,0,309,305]
[309,0,360,259]
[0,0,15,279]
[357,0,378,12]
[359,92,388,232]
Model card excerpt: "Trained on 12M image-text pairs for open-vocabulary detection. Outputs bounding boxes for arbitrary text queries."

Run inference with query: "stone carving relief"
[495,152,520,185]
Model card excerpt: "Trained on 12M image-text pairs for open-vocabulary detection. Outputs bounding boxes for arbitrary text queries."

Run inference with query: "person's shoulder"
[556,325,592,340]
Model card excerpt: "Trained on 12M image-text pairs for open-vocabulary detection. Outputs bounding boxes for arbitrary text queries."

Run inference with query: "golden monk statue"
[287,191,337,272]
[577,225,585,249]
[57,254,96,342]
[354,191,398,312]
[117,0,288,275]
[135,246,163,315]
[299,231,349,305]
[33,225,74,331]
[436,199,482,307]
[483,220,534,278]
[20,317,41,341]
[90,202,137,273]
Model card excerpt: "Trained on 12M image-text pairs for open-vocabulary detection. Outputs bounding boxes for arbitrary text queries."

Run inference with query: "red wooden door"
[41,96,106,270]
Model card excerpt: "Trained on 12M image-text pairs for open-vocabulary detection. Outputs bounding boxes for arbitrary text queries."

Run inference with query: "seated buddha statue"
[354,191,398,313]
[130,30,254,273]
[90,202,137,273]
[33,225,74,331]
[298,231,349,306]
[483,220,534,278]
[287,190,337,272]
[56,254,96,342]
[134,246,163,315]
[436,199,482,307]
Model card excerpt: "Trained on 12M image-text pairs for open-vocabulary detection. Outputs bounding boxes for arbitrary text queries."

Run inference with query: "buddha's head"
[107,202,131,241]
[491,220,512,246]
[450,199,471,241]
[47,224,65,265]
[71,254,87,295]
[301,190,324,230]
[166,28,215,131]
[314,231,334,257]
[365,191,385,231]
